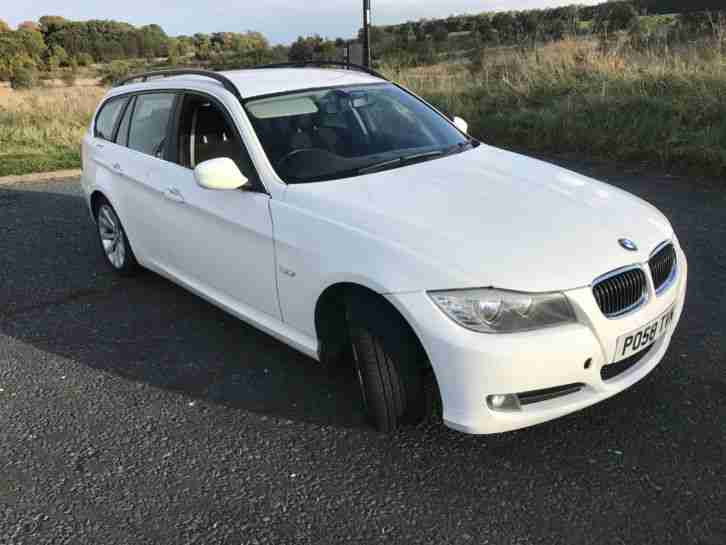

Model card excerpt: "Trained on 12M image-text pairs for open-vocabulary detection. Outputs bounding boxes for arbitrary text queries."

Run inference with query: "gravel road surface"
[1,159,724,544]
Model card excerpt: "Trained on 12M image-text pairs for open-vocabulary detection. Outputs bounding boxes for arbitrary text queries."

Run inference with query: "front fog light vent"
[488,384,586,411]
[486,394,521,412]
[517,383,585,405]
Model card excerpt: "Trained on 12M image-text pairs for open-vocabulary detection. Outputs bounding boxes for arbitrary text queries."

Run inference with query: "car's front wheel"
[346,294,435,432]
[96,201,138,275]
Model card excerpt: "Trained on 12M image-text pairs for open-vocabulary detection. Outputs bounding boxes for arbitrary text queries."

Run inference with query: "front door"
[156,94,280,320]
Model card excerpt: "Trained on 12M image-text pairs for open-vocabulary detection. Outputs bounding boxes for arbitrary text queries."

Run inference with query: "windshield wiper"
[286,143,480,183]
[358,150,446,175]
[441,140,478,157]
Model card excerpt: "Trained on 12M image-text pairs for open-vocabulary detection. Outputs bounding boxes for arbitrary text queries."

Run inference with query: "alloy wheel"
[98,204,126,269]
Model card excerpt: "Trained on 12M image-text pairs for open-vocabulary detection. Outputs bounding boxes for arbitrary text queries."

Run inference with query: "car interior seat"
[192,104,238,167]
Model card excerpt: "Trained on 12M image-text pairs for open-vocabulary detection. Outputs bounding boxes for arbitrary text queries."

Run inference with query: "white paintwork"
[224,68,382,99]
[157,160,282,321]
[453,116,469,134]
[194,157,249,191]
[387,246,687,434]
[80,68,688,434]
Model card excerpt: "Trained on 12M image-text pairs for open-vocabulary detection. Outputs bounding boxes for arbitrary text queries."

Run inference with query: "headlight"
[428,288,576,333]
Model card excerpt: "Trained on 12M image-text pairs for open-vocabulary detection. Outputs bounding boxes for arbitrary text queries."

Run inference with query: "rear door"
[85,95,129,211]
[114,92,179,270]
[153,93,281,320]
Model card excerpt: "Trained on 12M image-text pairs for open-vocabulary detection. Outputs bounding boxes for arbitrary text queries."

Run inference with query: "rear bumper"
[387,242,688,435]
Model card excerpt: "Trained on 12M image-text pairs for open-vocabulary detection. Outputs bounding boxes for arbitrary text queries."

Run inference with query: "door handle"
[95,142,105,150]
[164,187,185,203]
[112,163,122,172]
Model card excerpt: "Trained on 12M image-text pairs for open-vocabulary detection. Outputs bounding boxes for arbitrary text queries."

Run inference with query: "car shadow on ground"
[0,185,369,429]
[0,183,724,443]
[3,177,726,544]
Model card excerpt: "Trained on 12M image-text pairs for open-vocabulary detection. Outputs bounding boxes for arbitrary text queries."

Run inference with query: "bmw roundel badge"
[619,238,638,252]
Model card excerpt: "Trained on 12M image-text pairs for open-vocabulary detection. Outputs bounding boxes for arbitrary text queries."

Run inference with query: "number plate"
[613,306,675,363]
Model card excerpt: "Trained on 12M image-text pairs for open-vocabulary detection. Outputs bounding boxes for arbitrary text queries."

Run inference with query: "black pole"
[362,0,371,68]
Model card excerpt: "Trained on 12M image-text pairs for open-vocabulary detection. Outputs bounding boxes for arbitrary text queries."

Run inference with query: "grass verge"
[0,87,104,177]
[1,40,725,179]
[387,38,726,178]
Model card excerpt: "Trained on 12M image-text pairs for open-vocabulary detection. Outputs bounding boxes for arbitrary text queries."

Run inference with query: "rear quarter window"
[94,97,128,141]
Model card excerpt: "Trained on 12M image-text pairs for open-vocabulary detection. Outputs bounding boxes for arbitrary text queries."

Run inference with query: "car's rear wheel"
[96,202,138,275]
[345,294,435,432]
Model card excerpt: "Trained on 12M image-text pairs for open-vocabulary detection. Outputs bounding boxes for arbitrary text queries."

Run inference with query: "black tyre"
[95,200,138,275]
[346,294,434,432]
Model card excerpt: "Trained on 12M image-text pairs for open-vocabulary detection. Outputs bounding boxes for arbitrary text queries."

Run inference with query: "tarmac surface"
[0,160,724,544]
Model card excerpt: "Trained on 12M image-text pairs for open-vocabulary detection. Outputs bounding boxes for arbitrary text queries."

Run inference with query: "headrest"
[294,115,314,131]
[195,105,228,135]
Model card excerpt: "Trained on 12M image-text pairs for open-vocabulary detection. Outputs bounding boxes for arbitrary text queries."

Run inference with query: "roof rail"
[114,69,243,101]
[250,61,388,81]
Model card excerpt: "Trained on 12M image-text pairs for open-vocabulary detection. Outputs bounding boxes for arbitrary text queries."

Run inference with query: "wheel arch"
[314,282,432,373]
[88,189,140,268]
[89,190,109,221]
[90,189,127,231]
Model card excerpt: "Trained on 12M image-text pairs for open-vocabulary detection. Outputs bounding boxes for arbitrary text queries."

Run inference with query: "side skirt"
[143,261,320,361]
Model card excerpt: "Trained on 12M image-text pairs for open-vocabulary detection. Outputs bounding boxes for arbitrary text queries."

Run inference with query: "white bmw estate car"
[81,63,687,434]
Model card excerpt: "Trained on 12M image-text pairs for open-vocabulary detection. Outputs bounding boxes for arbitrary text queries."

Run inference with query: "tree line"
[0,13,354,87]
[370,2,723,66]
[376,0,724,40]
[1,1,724,88]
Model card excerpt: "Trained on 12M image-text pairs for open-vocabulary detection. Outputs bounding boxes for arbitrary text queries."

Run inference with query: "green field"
[389,37,726,178]
[0,86,103,177]
[1,35,725,179]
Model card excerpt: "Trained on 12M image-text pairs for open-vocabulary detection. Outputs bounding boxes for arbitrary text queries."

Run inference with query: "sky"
[7,0,602,44]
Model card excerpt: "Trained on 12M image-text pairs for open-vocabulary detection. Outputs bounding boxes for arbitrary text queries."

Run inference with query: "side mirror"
[453,116,469,134]
[193,157,249,191]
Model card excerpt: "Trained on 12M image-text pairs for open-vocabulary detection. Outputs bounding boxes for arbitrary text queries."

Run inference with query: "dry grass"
[1,39,725,177]
[0,86,105,176]
[386,38,726,177]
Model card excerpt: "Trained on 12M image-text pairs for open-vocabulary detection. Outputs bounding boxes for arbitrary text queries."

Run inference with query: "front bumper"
[386,243,688,435]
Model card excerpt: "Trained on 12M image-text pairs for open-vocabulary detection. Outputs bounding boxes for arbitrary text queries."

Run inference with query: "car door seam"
[268,198,286,323]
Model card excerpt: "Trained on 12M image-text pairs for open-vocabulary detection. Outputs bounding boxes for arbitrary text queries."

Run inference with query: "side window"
[94,97,128,141]
[115,96,135,148]
[176,95,257,182]
[128,93,176,158]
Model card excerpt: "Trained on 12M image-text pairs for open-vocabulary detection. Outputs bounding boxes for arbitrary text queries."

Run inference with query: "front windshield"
[244,83,474,184]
